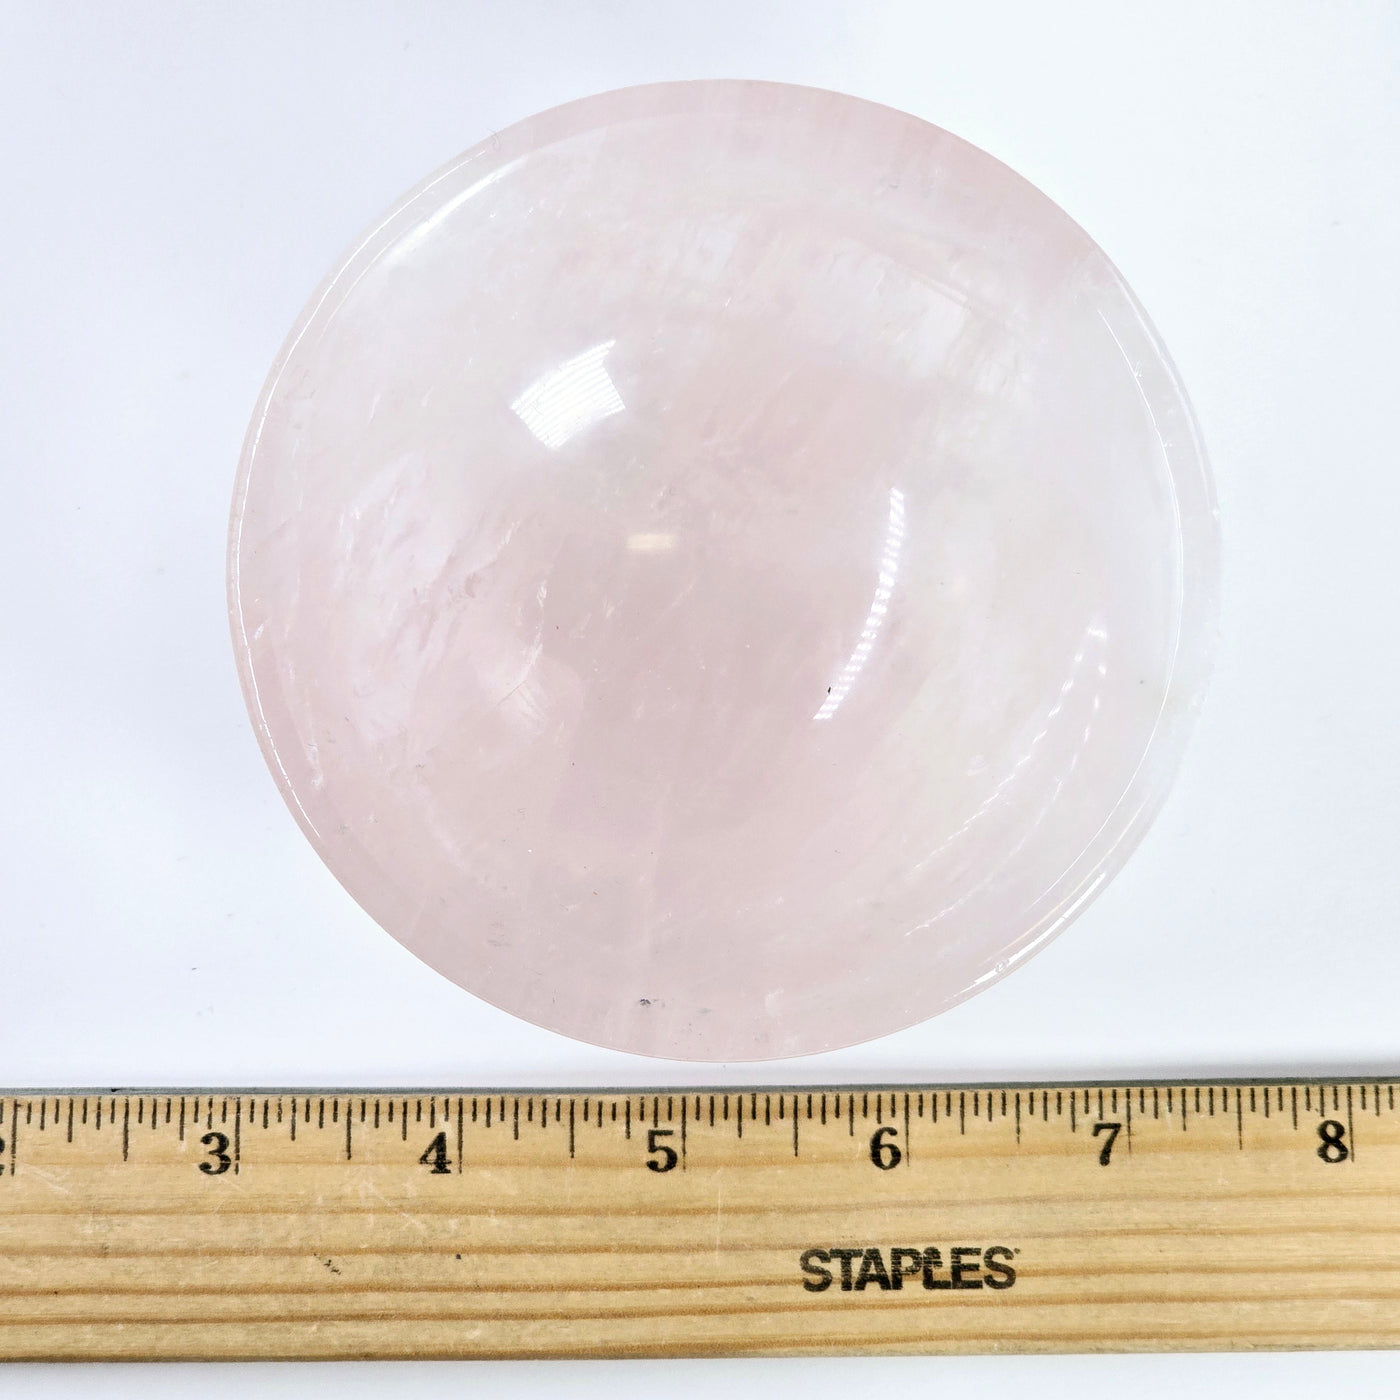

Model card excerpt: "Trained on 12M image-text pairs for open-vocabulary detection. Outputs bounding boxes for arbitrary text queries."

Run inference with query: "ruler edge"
[3,1075,1397,1097]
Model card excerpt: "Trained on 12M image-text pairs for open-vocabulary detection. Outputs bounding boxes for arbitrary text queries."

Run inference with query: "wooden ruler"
[1,1080,1397,1360]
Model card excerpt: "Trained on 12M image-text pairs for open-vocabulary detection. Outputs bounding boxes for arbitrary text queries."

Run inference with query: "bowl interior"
[231,82,1217,1059]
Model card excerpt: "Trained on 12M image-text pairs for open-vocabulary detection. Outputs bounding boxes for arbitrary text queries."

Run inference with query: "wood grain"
[0,1082,1396,1359]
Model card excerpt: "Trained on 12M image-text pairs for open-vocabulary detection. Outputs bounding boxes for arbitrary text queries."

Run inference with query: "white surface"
[0,2,1396,1395]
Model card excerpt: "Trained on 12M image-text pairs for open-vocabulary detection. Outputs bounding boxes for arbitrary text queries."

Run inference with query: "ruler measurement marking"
[9,1080,1396,1157]
[1348,1083,1357,1164]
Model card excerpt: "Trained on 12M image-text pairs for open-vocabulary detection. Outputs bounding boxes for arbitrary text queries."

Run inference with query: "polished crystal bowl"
[230,81,1219,1059]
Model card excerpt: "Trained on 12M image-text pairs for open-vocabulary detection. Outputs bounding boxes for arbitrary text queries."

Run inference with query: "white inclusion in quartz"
[510,339,625,449]
[815,486,907,721]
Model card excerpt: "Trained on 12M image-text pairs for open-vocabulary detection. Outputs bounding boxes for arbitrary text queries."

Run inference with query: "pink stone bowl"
[229,81,1220,1060]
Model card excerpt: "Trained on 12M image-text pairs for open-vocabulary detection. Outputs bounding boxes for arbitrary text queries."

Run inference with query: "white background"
[2,2,1398,1395]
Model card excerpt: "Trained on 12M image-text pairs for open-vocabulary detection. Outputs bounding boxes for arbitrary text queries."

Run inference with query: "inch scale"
[0,1079,1396,1359]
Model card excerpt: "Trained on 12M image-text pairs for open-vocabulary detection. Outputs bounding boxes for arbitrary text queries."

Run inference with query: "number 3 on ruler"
[199,1131,231,1175]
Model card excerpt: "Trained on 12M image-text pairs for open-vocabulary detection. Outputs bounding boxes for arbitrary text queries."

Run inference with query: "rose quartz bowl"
[229,81,1219,1060]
